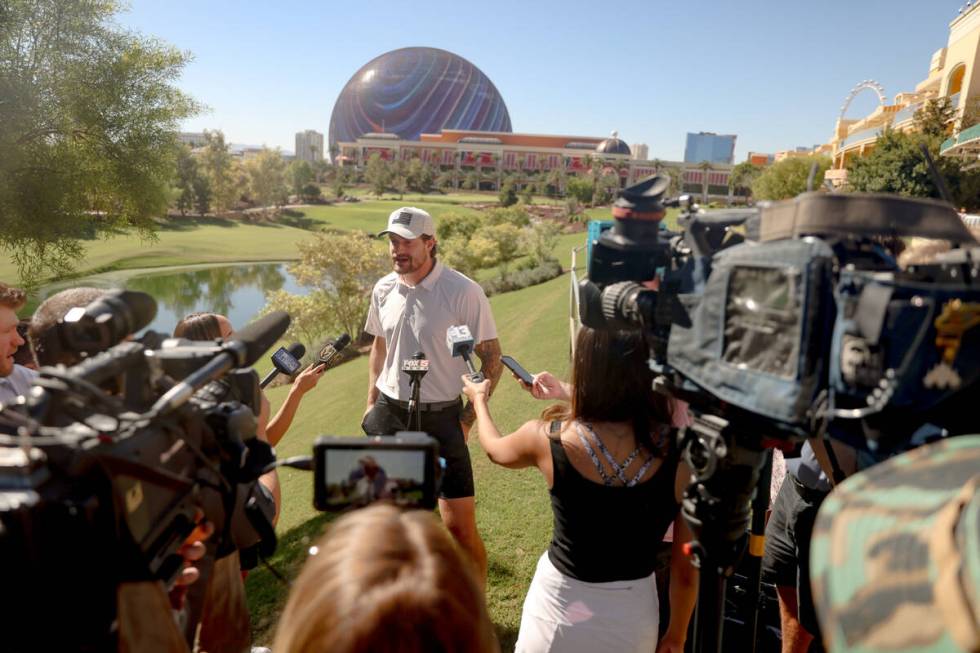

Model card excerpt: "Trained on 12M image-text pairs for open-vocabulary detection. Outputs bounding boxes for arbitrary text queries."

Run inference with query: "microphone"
[316,333,351,368]
[446,325,484,382]
[260,342,306,388]
[56,289,158,355]
[151,311,290,415]
[401,351,430,375]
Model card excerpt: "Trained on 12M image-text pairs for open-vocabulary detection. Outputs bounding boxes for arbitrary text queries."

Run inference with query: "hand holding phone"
[501,355,534,386]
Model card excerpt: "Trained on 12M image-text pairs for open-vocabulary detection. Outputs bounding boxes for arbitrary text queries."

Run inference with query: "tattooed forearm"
[474,338,503,396]
[461,338,502,426]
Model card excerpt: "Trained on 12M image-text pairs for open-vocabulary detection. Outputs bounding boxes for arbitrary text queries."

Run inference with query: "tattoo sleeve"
[462,338,502,426]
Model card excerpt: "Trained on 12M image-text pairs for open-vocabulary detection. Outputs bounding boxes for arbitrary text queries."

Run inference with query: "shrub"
[481,260,562,296]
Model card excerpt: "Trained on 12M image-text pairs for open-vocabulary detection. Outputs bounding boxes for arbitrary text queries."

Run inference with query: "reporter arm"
[659,462,698,653]
[255,393,281,526]
[365,336,386,414]
[462,375,548,471]
[266,364,324,447]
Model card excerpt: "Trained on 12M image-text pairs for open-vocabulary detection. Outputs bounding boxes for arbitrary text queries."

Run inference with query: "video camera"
[313,432,442,511]
[579,175,980,653]
[0,290,289,651]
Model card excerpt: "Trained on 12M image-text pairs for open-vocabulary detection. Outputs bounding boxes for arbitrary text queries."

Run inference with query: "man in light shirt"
[362,207,502,585]
[0,283,35,406]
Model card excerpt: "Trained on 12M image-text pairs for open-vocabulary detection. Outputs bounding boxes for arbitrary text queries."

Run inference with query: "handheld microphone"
[260,342,306,388]
[151,311,290,416]
[446,325,484,382]
[316,333,351,368]
[401,351,430,375]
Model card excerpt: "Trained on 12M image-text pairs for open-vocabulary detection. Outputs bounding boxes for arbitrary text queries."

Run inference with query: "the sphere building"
[328,47,512,151]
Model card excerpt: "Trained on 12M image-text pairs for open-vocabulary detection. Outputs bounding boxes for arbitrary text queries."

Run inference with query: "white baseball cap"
[379,207,435,239]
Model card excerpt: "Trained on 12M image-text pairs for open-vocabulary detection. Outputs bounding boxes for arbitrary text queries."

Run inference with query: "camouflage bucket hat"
[810,435,980,653]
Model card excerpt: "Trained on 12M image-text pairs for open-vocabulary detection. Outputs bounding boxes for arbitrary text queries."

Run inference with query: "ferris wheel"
[838,80,887,121]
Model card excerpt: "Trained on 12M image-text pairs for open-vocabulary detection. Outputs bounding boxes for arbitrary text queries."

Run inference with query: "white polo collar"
[399,260,444,291]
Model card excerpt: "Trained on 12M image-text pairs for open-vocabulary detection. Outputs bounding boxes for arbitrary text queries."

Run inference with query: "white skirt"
[515,552,659,653]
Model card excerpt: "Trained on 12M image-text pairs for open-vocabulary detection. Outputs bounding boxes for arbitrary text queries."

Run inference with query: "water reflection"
[38,262,307,335]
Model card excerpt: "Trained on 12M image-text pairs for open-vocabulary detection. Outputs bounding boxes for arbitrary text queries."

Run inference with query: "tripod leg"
[745,450,773,653]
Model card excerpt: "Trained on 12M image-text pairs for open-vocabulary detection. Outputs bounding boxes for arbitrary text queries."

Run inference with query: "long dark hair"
[173,312,222,341]
[546,327,672,455]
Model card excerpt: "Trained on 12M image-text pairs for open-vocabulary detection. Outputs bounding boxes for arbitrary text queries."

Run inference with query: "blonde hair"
[272,505,497,653]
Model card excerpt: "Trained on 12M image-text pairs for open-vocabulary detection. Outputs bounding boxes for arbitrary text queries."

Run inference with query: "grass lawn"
[0,198,479,286]
[247,255,582,647]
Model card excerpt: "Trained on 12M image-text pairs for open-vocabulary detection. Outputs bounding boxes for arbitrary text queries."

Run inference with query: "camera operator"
[272,503,498,653]
[462,327,697,653]
[0,283,36,404]
[22,287,232,651]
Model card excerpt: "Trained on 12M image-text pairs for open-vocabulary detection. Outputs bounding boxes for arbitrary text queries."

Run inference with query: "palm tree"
[650,158,664,174]
[697,160,713,204]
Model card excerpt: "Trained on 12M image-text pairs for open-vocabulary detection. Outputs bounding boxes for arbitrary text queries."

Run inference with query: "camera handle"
[679,415,769,653]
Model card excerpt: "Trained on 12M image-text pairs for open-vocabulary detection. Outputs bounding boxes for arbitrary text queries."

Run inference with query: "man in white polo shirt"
[362,206,502,584]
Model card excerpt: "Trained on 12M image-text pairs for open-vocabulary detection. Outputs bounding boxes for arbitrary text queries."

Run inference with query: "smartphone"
[501,355,534,386]
[313,432,441,511]
[271,346,302,376]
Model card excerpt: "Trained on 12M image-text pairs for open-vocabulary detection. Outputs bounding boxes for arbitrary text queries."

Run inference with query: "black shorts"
[361,394,474,500]
[762,473,827,635]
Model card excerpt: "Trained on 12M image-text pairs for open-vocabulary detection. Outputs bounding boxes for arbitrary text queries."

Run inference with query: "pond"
[36,262,309,335]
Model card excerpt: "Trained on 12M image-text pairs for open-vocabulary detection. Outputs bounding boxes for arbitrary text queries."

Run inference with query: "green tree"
[847,128,979,209]
[484,206,531,228]
[729,161,763,200]
[266,231,389,344]
[436,212,481,241]
[287,160,314,197]
[462,171,479,191]
[0,0,199,287]
[914,97,956,140]
[546,169,564,197]
[365,153,391,197]
[436,169,455,192]
[666,167,686,198]
[697,161,714,203]
[174,145,200,217]
[246,148,288,209]
[498,179,518,206]
[527,221,560,265]
[565,177,593,204]
[192,174,212,215]
[593,172,620,206]
[752,156,831,200]
[300,183,322,203]
[959,97,980,131]
[202,130,237,211]
[331,166,352,198]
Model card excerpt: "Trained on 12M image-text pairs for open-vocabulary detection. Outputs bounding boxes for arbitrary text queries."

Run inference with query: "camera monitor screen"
[313,434,439,511]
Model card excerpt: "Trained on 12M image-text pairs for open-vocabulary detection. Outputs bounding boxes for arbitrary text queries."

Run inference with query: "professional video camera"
[579,174,980,653]
[0,290,290,652]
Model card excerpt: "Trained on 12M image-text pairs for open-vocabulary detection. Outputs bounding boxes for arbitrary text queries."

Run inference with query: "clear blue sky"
[118,0,965,161]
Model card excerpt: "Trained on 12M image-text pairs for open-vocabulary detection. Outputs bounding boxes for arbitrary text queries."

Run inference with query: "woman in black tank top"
[461,327,698,653]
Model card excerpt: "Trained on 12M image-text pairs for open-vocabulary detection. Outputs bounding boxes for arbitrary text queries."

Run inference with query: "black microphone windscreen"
[333,333,351,350]
[235,311,291,366]
[287,342,306,359]
[412,351,426,359]
[114,290,158,334]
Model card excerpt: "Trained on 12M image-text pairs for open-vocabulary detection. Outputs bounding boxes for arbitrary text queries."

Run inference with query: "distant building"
[823,3,980,186]
[178,132,208,148]
[684,132,737,164]
[631,143,649,160]
[295,130,324,163]
[746,152,774,165]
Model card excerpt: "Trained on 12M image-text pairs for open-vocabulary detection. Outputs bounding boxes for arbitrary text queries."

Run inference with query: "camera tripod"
[679,413,774,653]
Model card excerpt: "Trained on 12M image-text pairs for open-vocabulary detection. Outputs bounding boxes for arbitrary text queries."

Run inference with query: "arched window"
[948,64,966,96]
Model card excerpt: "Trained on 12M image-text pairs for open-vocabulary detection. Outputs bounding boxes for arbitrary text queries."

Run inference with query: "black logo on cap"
[393,212,413,226]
